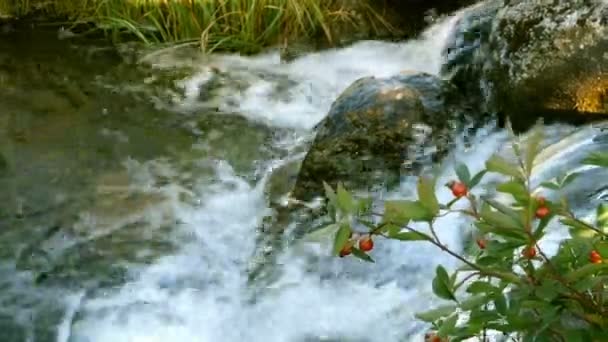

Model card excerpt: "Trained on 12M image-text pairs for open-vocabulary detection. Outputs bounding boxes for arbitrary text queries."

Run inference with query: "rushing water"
[0,6,606,342]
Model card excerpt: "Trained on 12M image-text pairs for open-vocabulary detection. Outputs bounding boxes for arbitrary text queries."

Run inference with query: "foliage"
[319,125,608,341]
[0,0,395,54]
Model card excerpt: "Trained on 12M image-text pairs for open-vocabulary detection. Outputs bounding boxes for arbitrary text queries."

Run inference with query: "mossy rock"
[442,0,608,132]
[292,72,464,201]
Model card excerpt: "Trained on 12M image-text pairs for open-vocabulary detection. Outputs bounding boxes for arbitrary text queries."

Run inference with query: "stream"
[1,8,607,342]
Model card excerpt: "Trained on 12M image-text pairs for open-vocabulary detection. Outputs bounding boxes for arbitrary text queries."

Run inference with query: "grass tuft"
[1,0,397,54]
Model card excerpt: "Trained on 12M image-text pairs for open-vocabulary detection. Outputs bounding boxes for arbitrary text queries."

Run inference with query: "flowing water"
[0,7,607,342]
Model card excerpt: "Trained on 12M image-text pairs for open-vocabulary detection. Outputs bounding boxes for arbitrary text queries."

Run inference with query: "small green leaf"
[583,151,608,167]
[564,263,608,283]
[493,293,508,315]
[356,197,373,215]
[540,181,561,190]
[484,197,525,225]
[415,304,457,322]
[455,163,471,185]
[303,224,339,242]
[323,181,337,206]
[485,154,522,179]
[351,247,374,263]
[496,180,529,203]
[459,295,488,310]
[597,203,608,230]
[535,279,561,302]
[433,265,456,301]
[560,172,580,187]
[389,231,430,241]
[383,200,431,224]
[524,126,544,177]
[417,176,440,216]
[332,223,351,256]
[437,314,459,338]
[469,169,487,189]
[561,218,598,239]
[336,183,355,213]
[479,201,523,231]
[466,281,498,295]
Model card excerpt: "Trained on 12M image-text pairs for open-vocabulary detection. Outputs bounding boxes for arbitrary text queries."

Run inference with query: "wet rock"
[291,72,463,201]
[442,0,608,132]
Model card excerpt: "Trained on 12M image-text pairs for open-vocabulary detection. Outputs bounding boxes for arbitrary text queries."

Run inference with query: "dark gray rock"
[442,0,608,132]
[291,72,464,201]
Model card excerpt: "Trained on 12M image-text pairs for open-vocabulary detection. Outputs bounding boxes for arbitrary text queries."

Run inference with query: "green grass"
[0,0,397,54]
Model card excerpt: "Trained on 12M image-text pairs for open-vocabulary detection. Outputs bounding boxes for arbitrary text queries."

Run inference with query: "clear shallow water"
[0,8,606,342]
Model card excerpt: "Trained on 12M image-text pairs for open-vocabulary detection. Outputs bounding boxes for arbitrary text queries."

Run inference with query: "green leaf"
[455,163,471,186]
[564,263,608,283]
[332,223,351,256]
[323,181,337,206]
[433,265,456,301]
[540,181,561,190]
[389,231,430,241]
[524,126,544,176]
[466,281,498,295]
[351,247,374,263]
[597,203,608,230]
[469,169,487,189]
[437,314,459,338]
[496,180,529,203]
[303,224,339,242]
[479,202,523,229]
[415,304,457,322]
[560,172,580,188]
[336,183,355,213]
[484,197,525,225]
[459,295,488,311]
[383,200,431,224]
[535,279,561,302]
[417,176,440,216]
[561,218,598,239]
[356,197,373,215]
[583,151,608,167]
[485,154,522,179]
[493,293,508,315]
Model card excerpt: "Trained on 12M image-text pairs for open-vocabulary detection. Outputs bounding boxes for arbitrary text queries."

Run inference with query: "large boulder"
[291,72,465,202]
[442,0,608,132]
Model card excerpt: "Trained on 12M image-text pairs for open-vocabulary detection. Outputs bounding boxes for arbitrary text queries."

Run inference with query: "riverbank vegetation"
[0,0,397,53]
[320,125,608,341]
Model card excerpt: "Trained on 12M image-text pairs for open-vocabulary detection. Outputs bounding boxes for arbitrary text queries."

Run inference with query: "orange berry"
[522,246,537,259]
[339,244,352,257]
[450,181,468,198]
[590,250,603,264]
[535,206,550,219]
[359,236,374,252]
[476,239,487,249]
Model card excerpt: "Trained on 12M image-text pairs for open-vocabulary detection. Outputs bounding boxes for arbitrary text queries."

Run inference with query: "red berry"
[359,236,374,252]
[522,246,537,259]
[535,206,550,219]
[339,244,352,257]
[450,181,468,198]
[590,250,602,264]
[476,239,487,249]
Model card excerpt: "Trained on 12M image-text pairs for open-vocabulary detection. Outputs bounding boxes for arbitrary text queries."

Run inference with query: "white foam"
[147,13,462,130]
